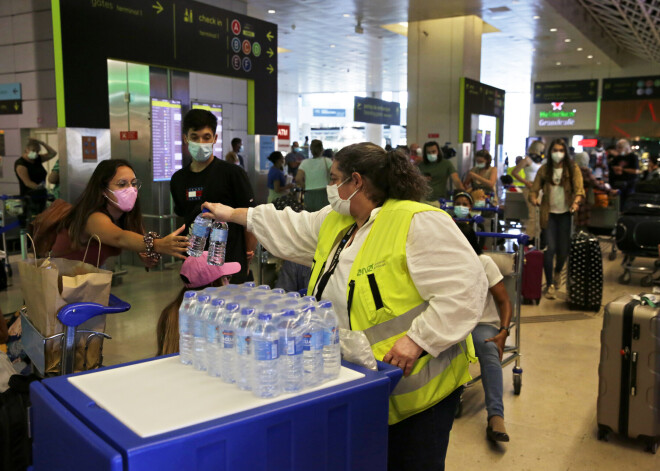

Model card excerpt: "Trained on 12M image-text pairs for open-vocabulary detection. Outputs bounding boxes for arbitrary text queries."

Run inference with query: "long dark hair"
[543,138,574,185]
[61,159,144,248]
[334,142,430,205]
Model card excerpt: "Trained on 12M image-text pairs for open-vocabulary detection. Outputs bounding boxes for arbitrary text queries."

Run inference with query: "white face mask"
[454,205,470,218]
[326,177,359,216]
[416,148,422,157]
[27,151,38,160]
[188,141,213,162]
[551,151,565,164]
[475,162,486,169]
[427,153,438,163]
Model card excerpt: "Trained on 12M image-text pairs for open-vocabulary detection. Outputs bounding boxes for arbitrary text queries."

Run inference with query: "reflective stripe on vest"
[362,302,428,345]
[391,342,465,396]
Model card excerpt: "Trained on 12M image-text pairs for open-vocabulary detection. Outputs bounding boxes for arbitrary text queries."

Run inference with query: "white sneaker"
[545,284,557,300]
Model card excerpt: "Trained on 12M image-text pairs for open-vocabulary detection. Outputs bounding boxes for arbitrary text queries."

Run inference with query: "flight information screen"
[191,101,223,158]
[151,98,182,182]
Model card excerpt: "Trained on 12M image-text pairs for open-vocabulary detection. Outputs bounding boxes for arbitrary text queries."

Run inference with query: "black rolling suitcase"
[615,214,660,254]
[567,231,603,311]
[0,375,37,471]
[597,294,660,453]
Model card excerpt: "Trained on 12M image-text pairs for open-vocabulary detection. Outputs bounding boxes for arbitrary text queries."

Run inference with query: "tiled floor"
[1,247,658,469]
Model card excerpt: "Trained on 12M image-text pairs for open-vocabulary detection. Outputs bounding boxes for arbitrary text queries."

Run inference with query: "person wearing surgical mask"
[170,109,256,283]
[14,138,57,227]
[464,150,498,194]
[48,160,188,267]
[529,139,585,300]
[417,140,465,203]
[200,143,487,470]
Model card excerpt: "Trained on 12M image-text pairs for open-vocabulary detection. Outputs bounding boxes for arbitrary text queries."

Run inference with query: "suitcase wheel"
[641,275,654,288]
[608,251,617,261]
[597,426,609,442]
[513,373,522,395]
[618,271,631,285]
[646,439,658,454]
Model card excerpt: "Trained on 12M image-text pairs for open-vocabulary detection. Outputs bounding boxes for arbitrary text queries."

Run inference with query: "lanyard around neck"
[314,223,358,300]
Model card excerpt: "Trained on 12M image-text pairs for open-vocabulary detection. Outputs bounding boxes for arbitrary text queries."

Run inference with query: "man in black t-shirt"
[609,139,640,205]
[170,110,256,283]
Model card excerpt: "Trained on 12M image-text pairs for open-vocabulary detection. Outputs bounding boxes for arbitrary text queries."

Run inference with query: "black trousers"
[387,387,463,471]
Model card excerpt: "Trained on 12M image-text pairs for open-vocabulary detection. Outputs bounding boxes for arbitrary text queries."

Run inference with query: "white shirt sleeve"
[480,255,504,288]
[247,205,333,267]
[405,211,488,357]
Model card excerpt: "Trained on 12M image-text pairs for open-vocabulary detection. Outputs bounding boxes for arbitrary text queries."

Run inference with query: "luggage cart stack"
[588,192,620,261]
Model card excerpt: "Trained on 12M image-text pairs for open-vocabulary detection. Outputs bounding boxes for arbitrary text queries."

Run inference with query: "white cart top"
[68,356,364,438]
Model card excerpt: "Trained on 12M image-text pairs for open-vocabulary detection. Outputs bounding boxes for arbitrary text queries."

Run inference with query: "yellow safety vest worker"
[308,199,476,424]
[507,166,526,187]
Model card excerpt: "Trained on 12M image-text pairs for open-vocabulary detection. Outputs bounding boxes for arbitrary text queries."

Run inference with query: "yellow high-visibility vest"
[308,199,475,424]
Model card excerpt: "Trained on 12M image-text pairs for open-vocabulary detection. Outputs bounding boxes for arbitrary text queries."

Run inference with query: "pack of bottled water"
[177,283,342,399]
[187,208,229,266]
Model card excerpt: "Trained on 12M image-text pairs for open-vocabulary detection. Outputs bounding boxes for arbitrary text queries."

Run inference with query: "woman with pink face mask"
[49,160,188,267]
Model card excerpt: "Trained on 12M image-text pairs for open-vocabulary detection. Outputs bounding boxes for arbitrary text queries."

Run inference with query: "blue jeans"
[388,387,463,471]
[544,212,572,286]
[472,324,504,419]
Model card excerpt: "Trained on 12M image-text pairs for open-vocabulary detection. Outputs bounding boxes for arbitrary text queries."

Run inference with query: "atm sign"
[277,125,290,141]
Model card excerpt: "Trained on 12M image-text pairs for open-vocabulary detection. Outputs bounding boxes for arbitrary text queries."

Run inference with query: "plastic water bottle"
[302,306,324,387]
[220,303,241,383]
[206,298,226,377]
[251,312,280,398]
[278,310,304,393]
[286,292,301,299]
[188,209,213,257]
[178,291,197,365]
[207,221,229,266]
[319,301,341,380]
[243,282,256,288]
[271,288,286,295]
[236,306,257,391]
[302,296,317,305]
[257,285,271,290]
[192,295,211,371]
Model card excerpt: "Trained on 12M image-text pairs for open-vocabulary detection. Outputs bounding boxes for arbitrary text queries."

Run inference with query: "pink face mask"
[105,187,138,212]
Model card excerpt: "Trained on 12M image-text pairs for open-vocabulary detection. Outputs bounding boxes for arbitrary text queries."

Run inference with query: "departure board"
[191,102,223,158]
[151,98,183,182]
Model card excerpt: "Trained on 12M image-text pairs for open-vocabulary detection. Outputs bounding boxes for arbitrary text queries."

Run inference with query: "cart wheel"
[645,439,658,454]
[597,426,609,442]
[618,271,631,285]
[513,374,522,395]
[608,251,617,261]
[641,275,654,287]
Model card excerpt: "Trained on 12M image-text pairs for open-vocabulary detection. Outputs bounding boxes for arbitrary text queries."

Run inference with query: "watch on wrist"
[144,232,161,261]
[499,326,510,336]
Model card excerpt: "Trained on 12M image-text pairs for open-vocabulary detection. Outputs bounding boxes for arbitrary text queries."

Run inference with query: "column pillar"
[364,92,383,146]
[407,16,483,147]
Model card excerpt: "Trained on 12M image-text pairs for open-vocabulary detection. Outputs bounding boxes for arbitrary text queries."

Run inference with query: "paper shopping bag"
[18,236,113,373]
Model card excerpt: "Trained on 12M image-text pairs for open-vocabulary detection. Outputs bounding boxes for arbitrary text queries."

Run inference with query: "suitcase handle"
[631,351,638,397]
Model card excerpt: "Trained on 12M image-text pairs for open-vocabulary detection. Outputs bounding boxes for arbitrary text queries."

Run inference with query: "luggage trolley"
[588,192,620,261]
[20,295,131,376]
[456,232,527,416]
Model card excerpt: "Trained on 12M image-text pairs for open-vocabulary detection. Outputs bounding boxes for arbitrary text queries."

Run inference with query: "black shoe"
[486,426,510,443]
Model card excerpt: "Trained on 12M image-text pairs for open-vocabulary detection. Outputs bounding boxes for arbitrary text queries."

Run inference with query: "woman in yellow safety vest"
[201,142,487,470]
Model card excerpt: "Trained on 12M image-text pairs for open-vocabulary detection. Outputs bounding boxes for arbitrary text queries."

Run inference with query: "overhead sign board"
[354,97,400,125]
[151,98,183,182]
[277,124,290,141]
[533,101,598,131]
[459,78,505,144]
[0,100,21,115]
[313,108,346,118]
[602,76,660,101]
[533,80,598,104]
[55,0,277,134]
[0,83,21,101]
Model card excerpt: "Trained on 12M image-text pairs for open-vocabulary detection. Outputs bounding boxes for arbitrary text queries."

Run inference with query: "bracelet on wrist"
[144,232,161,261]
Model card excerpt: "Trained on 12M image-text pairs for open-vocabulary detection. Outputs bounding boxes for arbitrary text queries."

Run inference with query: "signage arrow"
[267,47,274,58]
[357,103,362,110]
[14,101,19,111]
[152,1,163,14]
[266,64,274,74]
[266,31,274,42]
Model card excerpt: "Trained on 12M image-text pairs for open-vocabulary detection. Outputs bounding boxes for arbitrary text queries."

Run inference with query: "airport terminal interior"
[0,0,659,469]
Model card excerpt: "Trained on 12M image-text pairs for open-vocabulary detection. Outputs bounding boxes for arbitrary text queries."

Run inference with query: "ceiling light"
[343,13,350,17]
[587,55,593,59]
[577,47,583,51]
[330,44,335,48]
[550,28,557,32]
[267,9,275,14]
[556,61,561,65]
[532,48,536,51]
[399,22,408,27]
[564,38,571,43]
[533,15,540,20]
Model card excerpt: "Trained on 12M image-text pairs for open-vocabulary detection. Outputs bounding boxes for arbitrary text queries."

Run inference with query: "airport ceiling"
[244,0,659,94]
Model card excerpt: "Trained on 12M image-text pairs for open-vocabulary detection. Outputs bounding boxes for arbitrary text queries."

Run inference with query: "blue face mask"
[454,205,470,218]
[295,147,302,153]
